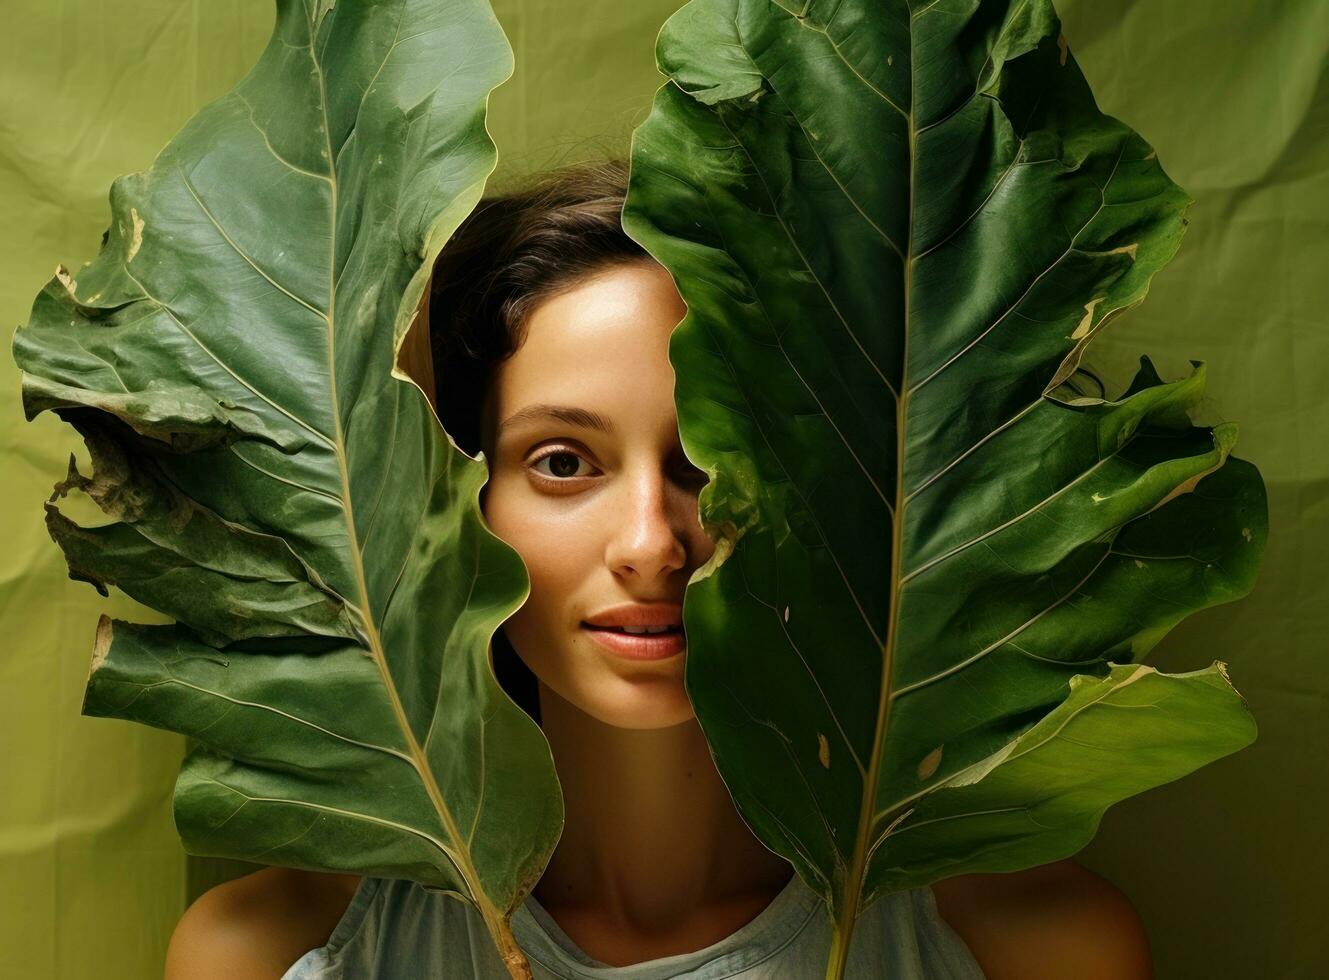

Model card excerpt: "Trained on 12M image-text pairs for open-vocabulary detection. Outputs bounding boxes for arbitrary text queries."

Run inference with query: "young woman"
[166,160,1153,979]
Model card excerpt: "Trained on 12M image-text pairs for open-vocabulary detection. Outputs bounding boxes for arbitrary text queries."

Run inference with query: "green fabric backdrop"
[1,2,1322,977]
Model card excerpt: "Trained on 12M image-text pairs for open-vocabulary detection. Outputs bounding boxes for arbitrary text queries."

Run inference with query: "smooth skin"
[166,259,1151,978]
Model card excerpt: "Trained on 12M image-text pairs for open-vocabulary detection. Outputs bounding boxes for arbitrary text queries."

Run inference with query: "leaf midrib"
[303,4,482,903]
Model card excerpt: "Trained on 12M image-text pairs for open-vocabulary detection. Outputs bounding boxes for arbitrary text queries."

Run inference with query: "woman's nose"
[603,469,690,582]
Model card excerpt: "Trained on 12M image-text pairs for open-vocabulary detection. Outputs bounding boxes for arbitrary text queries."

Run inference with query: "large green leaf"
[622,0,1267,974]
[11,1,557,974]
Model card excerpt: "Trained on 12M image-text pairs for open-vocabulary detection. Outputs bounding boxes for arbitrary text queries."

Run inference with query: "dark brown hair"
[428,157,650,460]
[427,157,651,725]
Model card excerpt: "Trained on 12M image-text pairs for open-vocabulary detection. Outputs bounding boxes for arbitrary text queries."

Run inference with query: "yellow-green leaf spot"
[127,207,144,262]
[1242,527,1252,542]
[1070,295,1106,340]
[55,264,77,297]
[89,614,113,676]
[917,744,944,781]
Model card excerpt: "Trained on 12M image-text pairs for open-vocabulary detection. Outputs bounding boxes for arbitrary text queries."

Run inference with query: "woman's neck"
[531,681,792,944]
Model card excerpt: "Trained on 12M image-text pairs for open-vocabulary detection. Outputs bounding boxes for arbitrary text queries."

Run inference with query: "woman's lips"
[581,624,685,660]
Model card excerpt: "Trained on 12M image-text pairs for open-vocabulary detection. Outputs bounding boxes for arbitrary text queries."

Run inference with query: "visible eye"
[527,447,598,483]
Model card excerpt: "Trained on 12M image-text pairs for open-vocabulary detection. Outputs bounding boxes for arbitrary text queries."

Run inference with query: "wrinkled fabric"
[281,873,986,979]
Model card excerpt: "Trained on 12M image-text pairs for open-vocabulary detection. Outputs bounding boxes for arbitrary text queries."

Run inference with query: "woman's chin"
[580,677,696,730]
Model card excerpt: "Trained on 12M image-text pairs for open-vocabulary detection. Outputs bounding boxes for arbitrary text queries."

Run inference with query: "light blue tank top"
[281,870,987,979]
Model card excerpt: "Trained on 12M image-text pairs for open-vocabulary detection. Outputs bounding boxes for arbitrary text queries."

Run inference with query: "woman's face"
[479,258,714,730]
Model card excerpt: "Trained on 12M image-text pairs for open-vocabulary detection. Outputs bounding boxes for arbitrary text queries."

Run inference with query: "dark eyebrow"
[497,403,616,437]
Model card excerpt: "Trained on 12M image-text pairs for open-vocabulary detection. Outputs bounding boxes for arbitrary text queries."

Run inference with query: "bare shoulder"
[931,858,1152,980]
[164,866,364,980]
